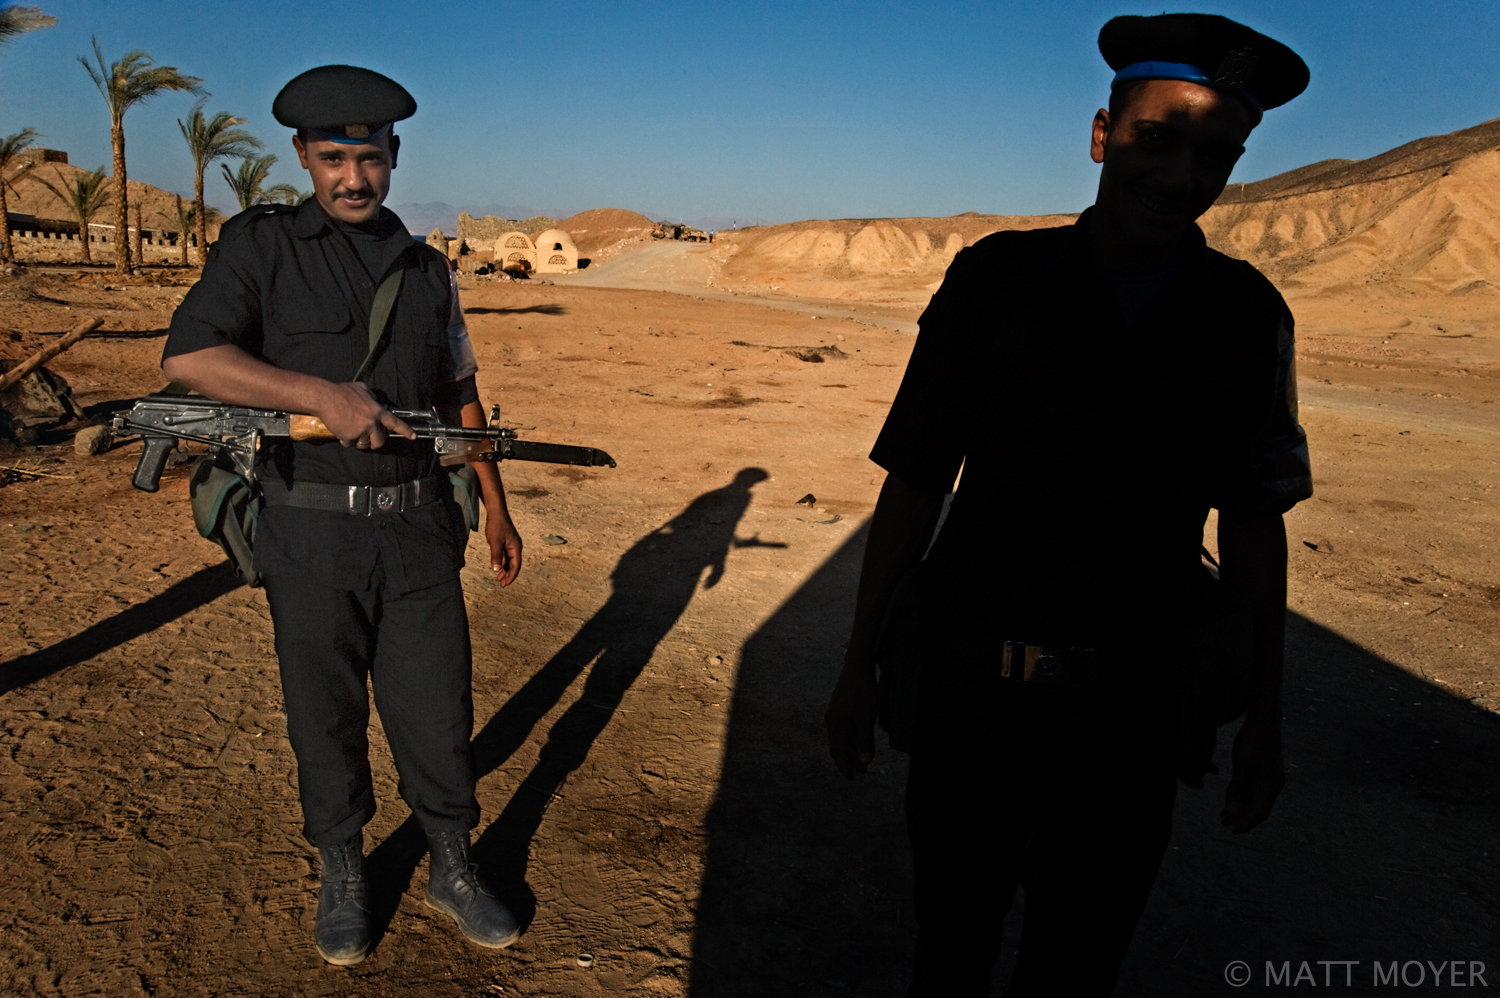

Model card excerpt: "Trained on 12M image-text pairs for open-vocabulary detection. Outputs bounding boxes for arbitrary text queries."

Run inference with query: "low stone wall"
[9,229,196,265]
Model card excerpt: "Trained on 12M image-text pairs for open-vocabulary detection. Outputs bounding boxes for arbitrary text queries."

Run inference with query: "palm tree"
[221,153,277,212]
[177,100,259,264]
[79,38,201,275]
[173,194,191,265]
[0,5,55,50]
[34,167,112,265]
[172,193,221,265]
[0,127,39,261]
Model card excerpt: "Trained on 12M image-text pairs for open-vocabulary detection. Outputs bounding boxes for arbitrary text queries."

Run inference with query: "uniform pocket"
[274,300,353,335]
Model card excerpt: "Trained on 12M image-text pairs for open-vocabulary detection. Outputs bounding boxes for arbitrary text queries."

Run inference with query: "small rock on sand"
[73,424,111,456]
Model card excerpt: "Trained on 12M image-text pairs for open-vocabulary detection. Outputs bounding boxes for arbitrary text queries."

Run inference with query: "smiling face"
[292,131,398,225]
[1091,79,1253,258]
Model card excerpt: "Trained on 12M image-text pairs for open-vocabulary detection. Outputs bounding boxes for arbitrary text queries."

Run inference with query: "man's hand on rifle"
[163,344,414,451]
[318,382,416,450]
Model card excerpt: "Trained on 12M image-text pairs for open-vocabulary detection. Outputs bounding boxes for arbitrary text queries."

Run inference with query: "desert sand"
[0,116,1496,996]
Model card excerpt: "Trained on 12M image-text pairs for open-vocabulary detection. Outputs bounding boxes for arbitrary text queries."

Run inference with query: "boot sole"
[424,894,520,948]
[316,942,370,967]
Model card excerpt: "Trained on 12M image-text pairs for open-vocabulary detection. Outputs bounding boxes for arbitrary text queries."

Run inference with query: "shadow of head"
[463,304,567,316]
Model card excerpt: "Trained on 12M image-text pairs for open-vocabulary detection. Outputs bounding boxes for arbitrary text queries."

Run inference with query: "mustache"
[331,185,377,201]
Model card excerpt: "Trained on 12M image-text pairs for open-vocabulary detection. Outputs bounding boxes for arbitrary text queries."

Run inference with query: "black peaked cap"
[1099,13,1309,110]
[272,65,417,130]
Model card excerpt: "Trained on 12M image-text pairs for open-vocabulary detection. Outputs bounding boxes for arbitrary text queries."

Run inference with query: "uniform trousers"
[905,657,1178,997]
[263,570,480,846]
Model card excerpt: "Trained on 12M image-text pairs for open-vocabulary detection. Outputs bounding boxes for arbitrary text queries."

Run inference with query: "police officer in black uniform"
[162,65,522,966]
[824,14,1313,996]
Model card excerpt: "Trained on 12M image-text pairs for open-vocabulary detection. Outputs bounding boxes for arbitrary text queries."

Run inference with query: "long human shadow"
[690,526,1500,997]
[0,561,244,696]
[364,467,783,939]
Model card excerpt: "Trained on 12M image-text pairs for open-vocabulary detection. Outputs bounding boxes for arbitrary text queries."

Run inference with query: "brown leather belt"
[1000,641,1098,687]
[261,475,445,516]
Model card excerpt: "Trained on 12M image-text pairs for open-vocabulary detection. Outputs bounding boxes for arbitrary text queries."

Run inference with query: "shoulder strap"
[352,251,409,382]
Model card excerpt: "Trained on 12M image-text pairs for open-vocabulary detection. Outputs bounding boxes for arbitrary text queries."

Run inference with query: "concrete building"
[532,228,579,273]
[496,231,539,273]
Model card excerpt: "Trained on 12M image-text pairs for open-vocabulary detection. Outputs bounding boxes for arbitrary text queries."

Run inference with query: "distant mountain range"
[391,201,774,237]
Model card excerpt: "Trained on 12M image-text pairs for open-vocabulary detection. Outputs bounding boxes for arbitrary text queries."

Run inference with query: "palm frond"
[34,166,113,226]
[0,127,39,171]
[221,153,278,212]
[79,37,203,122]
[0,5,56,47]
[178,99,261,174]
[261,183,301,206]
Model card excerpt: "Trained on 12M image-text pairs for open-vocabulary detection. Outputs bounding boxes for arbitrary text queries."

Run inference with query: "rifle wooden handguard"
[288,414,333,440]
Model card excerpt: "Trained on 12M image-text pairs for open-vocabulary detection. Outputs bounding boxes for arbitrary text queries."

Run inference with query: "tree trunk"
[132,200,143,268]
[193,166,207,267]
[177,196,188,266]
[0,180,12,263]
[78,216,91,264]
[112,122,130,275]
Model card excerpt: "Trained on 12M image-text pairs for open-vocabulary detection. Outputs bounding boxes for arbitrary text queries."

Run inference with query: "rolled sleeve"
[1223,312,1313,513]
[869,255,971,495]
[162,236,264,362]
[447,271,479,382]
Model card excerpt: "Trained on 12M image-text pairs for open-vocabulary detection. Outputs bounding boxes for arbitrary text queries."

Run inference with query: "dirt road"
[0,269,1495,996]
[560,239,920,334]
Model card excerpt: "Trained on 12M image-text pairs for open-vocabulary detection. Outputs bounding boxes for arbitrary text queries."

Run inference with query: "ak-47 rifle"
[113,393,616,493]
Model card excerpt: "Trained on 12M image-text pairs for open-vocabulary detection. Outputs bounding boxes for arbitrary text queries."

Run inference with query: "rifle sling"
[352,253,408,383]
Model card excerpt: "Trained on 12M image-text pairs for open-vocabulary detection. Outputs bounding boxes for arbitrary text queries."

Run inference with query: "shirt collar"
[294,197,332,239]
[1063,207,1208,278]
[293,198,413,247]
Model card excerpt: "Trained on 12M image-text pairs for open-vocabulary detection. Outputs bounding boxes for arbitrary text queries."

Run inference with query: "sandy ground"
[0,254,1496,996]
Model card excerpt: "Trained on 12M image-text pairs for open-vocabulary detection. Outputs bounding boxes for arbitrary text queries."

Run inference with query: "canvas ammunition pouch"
[190,454,263,587]
[450,462,481,533]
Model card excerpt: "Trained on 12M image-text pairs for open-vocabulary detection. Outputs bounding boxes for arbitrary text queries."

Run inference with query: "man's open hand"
[319,381,415,449]
[1220,717,1285,833]
[824,663,880,779]
[486,505,523,587]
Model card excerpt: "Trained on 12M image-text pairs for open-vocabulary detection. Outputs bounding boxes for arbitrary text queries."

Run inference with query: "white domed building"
[533,228,579,273]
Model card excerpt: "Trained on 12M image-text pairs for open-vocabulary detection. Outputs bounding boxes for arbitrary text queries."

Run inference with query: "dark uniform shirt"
[163,198,479,593]
[871,209,1312,650]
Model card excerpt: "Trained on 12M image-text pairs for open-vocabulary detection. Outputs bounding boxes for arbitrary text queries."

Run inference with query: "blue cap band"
[303,121,392,145]
[1111,60,1263,114]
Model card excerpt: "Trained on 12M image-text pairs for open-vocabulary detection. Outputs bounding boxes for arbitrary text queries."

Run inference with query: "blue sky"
[2,1,1497,225]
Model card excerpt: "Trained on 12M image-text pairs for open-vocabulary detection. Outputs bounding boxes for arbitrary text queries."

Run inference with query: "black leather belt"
[261,475,445,516]
[1000,641,1098,687]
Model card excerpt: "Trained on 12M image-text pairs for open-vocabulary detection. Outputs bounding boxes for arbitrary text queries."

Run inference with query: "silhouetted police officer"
[825,14,1313,996]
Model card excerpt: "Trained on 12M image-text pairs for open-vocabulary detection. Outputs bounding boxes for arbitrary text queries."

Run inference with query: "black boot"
[424,830,520,948]
[314,835,372,966]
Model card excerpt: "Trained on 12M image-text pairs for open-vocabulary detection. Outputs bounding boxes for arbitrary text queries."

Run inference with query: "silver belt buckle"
[373,486,399,512]
[1030,653,1064,684]
[1001,642,1083,685]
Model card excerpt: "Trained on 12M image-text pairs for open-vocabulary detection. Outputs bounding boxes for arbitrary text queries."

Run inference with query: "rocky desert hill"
[558,207,656,263]
[1200,116,1500,295]
[7,157,193,238]
[695,116,1500,307]
[711,211,1076,303]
